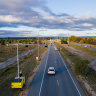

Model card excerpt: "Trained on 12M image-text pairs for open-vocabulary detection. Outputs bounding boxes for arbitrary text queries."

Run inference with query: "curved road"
[27,43,87,96]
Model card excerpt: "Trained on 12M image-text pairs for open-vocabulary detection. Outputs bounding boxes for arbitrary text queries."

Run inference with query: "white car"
[85,45,87,47]
[48,67,55,75]
[54,47,58,51]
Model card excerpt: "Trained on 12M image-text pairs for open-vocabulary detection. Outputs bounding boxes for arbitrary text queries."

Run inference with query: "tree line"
[69,36,96,45]
[60,36,96,45]
[0,38,48,45]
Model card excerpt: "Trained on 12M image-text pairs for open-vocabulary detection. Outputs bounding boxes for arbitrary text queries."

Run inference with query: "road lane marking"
[38,44,51,96]
[58,51,82,96]
[57,80,59,86]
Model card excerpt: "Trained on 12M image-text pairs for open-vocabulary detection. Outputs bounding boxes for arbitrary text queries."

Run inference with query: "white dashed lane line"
[57,80,59,86]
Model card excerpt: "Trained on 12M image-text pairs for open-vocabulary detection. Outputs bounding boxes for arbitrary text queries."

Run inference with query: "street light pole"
[38,32,39,60]
[17,44,20,79]
[68,33,70,45]
[37,28,47,60]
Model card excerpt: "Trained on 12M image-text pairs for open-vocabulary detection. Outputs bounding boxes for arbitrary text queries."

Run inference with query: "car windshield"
[49,69,54,71]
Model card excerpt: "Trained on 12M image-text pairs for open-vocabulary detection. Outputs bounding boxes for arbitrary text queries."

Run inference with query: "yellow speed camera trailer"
[15,76,25,84]
[11,78,23,88]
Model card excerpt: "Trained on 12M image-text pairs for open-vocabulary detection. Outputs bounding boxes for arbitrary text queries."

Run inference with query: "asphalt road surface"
[27,42,87,96]
[0,48,35,69]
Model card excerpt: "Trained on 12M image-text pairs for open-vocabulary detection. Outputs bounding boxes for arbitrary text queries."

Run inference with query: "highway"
[27,42,87,96]
[0,48,35,69]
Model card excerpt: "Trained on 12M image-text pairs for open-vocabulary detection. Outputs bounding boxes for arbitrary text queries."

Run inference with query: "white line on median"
[57,80,59,86]
[58,51,82,96]
[38,44,50,96]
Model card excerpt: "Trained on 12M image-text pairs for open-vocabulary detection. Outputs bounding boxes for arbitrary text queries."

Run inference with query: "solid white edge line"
[58,51,82,96]
[38,44,50,96]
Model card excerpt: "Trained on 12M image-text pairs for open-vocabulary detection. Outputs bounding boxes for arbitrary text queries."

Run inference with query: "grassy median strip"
[55,42,96,95]
[69,44,96,56]
[0,45,35,62]
[0,45,47,96]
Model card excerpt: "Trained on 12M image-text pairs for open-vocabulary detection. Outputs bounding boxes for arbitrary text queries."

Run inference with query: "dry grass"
[69,44,96,56]
[0,45,47,96]
[55,42,96,95]
[0,45,35,62]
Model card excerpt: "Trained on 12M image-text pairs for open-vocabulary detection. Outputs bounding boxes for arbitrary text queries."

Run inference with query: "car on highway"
[84,45,87,47]
[45,45,48,47]
[48,67,55,75]
[54,47,58,50]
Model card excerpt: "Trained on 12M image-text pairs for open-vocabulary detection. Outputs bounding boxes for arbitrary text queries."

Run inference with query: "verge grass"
[55,42,96,94]
[70,44,96,56]
[0,45,35,62]
[0,45,47,96]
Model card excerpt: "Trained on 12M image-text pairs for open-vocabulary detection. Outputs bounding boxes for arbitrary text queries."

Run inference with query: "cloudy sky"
[0,0,96,37]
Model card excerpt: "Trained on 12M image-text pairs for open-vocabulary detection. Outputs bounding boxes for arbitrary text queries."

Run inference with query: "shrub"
[74,59,89,76]
[61,39,68,44]
[34,40,37,44]
[1,40,5,45]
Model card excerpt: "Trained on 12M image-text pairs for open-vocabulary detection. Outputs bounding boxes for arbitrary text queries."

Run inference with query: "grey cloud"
[56,13,70,17]
[41,6,56,16]
[0,0,45,16]
[0,0,96,31]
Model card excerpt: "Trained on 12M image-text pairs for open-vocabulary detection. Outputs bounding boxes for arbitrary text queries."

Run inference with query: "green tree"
[1,40,5,45]
[69,36,96,45]
[34,40,37,44]
[61,39,68,44]
[79,40,84,44]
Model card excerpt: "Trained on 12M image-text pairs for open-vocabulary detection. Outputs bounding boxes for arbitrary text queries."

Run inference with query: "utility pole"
[17,44,20,79]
